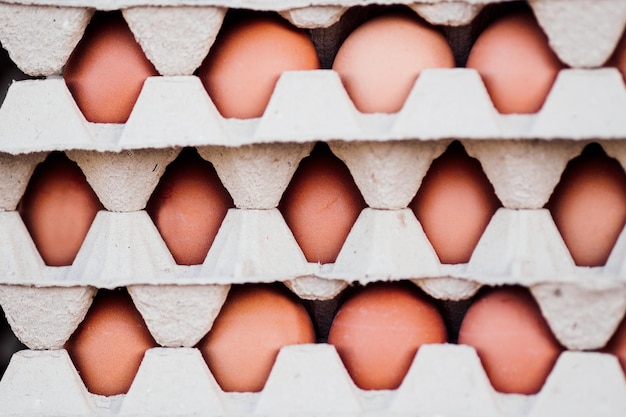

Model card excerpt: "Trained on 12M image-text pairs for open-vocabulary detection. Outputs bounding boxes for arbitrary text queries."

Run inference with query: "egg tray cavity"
[2,0,626,416]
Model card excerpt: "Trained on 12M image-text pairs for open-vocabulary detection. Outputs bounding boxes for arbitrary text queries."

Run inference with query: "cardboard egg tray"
[2,0,626,415]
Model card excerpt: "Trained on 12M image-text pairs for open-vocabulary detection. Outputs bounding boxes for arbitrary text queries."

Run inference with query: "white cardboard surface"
[530,0,626,68]
[463,140,585,209]
[123,6,226,76]
[530,352,626,417]
[0,284,95,349]
[0,350,94,416]
[330,140,448,210]
[68,148,180,212]
[199,142,313,209]
[118,348,226,416]
[331,208,441,283]
[256,344,362,416]
[466,209,577,285]
[531,282,626,350]
[0,3,93,76]
[200,208,311,284]
[1,1,626,415]
[391,344,500,417]
[0,152,46,211]
[127,284,230,347]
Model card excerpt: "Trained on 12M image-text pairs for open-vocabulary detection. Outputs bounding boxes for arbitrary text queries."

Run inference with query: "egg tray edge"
[1,345,625,417]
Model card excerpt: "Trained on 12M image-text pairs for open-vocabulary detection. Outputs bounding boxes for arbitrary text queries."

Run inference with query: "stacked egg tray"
[2,0,626,415]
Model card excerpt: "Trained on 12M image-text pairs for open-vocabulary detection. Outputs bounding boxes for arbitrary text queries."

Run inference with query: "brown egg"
[146,148,233,266]
[279,143,366,264]
[546,144,626,267]
[197,284,315,392]
[328,282,447,390]
[466,11,565,114]
[333,13,455,114]
[64,13,158,123]
[18,152,103,266]
[410,141,501,264]
[458,286,563,394]
[65,289,157,396]
[602,316,626,373]
[198,13,319,119]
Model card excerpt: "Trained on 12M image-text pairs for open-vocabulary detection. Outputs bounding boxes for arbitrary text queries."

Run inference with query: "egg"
[279,143,366,264]
[602,316,626,373]
[198,12,320,119]
[466,10,564,114]
[18,152,103,266]
[332,12,455,114]
[545,144,626,267]
[458,286,563,394]
[410,141,501,264]
[196,284,315,392]
[328,282,447,390]
[146,148,233,265]
[65,289,157,396]
[63,12,158,123]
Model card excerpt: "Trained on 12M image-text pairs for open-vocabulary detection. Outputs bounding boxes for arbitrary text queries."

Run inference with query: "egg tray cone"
[2,0,626,415]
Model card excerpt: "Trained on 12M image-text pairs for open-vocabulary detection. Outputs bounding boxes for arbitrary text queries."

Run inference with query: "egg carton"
[1,0,626,415]
[0,344,625,417]
[2,67,626,350]
[0,149,625,352]
[4,68,626,152]
[0,0,625,78]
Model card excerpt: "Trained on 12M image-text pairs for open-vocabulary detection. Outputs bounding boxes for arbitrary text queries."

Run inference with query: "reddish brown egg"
[602,316,626,373]
[198,13,319,119]
[197,284,316,392]
[546,144,626,267]
[64,13,158,123]
[65,289,157,396]
[458,286,563,394]
[466,11,565,114]
[333,13,455,114]
[18,152,103,266]
[328,282,447,390]
[279,143,366,264]
[410,141,501,264]
[146,148,233,265]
